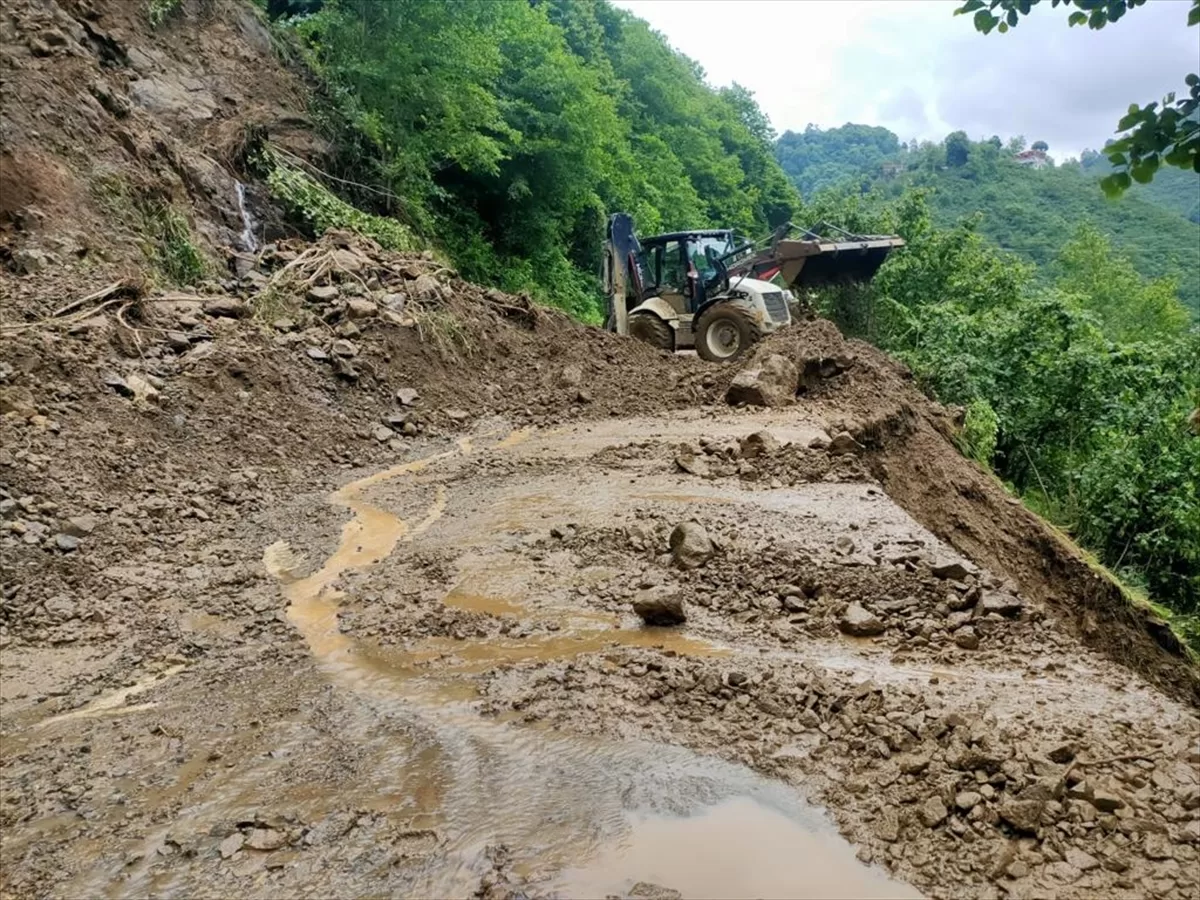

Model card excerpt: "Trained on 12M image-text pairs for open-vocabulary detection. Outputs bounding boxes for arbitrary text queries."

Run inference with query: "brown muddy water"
[252,429,920,899]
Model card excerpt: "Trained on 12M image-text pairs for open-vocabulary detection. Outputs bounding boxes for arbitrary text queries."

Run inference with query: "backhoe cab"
[603,213,903,362]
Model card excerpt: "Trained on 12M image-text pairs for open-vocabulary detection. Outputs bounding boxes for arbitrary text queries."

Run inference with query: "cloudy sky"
[612,0,1199,160]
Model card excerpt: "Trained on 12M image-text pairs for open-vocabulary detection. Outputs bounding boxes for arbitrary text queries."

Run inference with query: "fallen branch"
[51,280,126,318]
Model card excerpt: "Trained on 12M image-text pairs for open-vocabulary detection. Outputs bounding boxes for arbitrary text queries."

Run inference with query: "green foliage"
[275,0,799,319]
[961,399,1000,465]
[809,188,1200,620]
[262,152,416,251]
[775,124,900,197]
[955,0,1200,190]
[142,202,206,285]
[146,0,183,28]
[776,127,1200,316]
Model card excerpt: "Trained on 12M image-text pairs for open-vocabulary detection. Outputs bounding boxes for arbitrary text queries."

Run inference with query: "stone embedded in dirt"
[557,364,583,387]
[1090,789,1125,812]
[828,432,864,456]
[202,298,249,318]
[999,798,1044,832]
[897,750,932,775]
[978,591,1023,618]
[725,354,798,408]
[307,285,339,303]
[410,273,442,301]
[103,373,132,397]
[245,827,287,851]
[576,389,593,404]
[628,883,683,900]
[920,796,948,827]
[396,388,420,406]
[668,522,714,569]
[955,791,982,812]
[54,533,79,552]
[165,331,191,351]
[334,320,361,338]
[373,425,394,442]
[124,374,159,405]
[1048,743,1077,764]
[954,627,980,650]
[331,339,357,358]
[878,808,901,842]
[675,452,710,477]
[1142,833,1172,860]
[62,515,97,537]
[44,595,77,621]
[219,832,244,859]
[306,346,328,361]
[839,602,884,637]
[273,318,296,332]
[631,587,687,626]
[1005,860,1029,879]
[931,558,975,580]
[1066,848,1100,871]
[346,298,378,319]
[446,409,470,422]
[739,430,780,459]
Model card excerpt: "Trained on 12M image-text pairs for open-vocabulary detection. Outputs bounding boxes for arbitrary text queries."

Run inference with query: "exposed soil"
[2,2,1198,898]
[3,230,1198,900]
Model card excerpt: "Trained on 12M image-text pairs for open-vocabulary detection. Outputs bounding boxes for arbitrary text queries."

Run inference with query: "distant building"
[1015,149,1050,170]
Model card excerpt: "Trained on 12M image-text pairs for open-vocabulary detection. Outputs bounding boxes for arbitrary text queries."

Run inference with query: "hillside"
[776,125,1200,316]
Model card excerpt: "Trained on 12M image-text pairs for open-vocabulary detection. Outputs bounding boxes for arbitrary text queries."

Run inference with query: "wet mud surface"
[4,417,1198,900]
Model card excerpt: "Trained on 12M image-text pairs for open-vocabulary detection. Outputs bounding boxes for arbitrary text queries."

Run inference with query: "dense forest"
[775,125,1200,315]
[264,0,798,321]
[256,0,1198,645]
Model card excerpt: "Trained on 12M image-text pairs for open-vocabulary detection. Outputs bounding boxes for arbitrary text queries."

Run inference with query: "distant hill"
[775,125,1200,316]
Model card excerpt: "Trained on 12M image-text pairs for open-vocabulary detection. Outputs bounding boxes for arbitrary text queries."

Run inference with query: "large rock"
[739,430,780,459]
[725,354,798,408]
[669,522,713,569]
[632,587,687,626]
[839,602,885,637]
[203,298,249,319]
[978,591,1023,617]
[828,432,864,456]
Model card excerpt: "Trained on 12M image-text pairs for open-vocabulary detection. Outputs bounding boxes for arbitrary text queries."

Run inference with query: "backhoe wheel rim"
[707,320,741,359]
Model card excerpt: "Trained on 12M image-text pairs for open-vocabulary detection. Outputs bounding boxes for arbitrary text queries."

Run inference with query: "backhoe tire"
[629,313,674,352]
[695,303,760,363]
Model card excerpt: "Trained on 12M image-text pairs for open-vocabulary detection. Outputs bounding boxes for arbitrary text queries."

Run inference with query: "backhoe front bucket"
[755,236,905,291]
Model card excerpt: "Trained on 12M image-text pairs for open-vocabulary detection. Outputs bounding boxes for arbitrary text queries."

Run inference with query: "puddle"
[553,796,919,900]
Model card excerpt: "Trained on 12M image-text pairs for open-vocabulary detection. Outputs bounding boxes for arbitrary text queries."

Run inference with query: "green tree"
[955,0,1200,193]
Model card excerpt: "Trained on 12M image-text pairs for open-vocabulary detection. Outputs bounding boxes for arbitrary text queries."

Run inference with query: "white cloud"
[612,0,1199,159]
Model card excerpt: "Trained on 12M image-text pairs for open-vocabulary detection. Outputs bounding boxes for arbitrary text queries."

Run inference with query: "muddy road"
[3,411,1197,900]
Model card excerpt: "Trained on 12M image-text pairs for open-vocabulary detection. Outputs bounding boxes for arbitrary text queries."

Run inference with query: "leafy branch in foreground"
[954,0,1200,193]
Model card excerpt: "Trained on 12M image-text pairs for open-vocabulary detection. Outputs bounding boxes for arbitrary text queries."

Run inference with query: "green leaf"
[1131,160,1155,183]
[1189,3,1200,26]
[1186,74,1199,88]
[1117,112,1140,131]
[974,9,999,32]
[1068,10,1088,25]
[998,20,1009,32]
[1107,151,1128,165]
[1007,8,1019,26]
[956,0,986,13]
